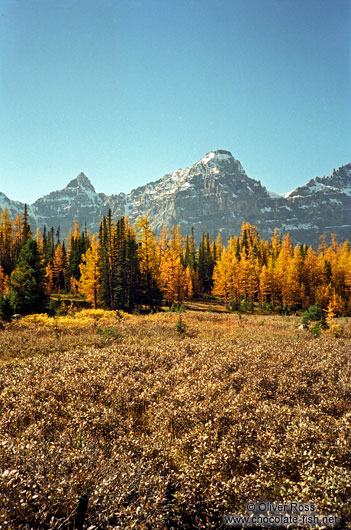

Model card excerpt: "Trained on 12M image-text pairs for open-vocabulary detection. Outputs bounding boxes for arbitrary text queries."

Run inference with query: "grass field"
[0,310,350,529]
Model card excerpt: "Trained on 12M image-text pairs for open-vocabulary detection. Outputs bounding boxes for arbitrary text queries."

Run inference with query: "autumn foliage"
[1,206,351,315]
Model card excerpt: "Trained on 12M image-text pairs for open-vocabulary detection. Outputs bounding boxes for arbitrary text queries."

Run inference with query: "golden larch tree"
[79,237,100,308]
[259,264,272,306]
[52,244,67,291]
[159,226,186,305]
[212,248,234,306]
[0,266,6,294]
[0,207,14,274]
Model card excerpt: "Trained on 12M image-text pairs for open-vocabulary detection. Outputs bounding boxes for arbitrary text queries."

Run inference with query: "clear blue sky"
[0,0,350,203]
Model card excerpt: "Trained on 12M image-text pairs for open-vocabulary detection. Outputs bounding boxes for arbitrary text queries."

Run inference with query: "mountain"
[1,151,350,245]
[0,173,125,238]
[0,192,26,221]
[282,163,351,243]
[29,173,125,237]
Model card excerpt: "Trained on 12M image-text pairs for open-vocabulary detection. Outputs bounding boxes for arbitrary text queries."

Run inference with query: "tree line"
[0,205,350,317]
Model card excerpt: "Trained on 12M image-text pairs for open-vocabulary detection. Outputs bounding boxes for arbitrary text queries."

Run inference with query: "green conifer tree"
[8,239,48,314]
[198,233,214,293]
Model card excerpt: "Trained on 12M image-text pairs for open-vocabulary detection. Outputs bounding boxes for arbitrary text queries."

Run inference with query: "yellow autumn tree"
[34,228,43,253]
[270,228,281,262]
[212,247,233,306]
[156,225,168,268]
[135,216,159,282]
[79,237,100,309]
[159,226,186,305]
[185,265,193,299]
[51,244,67,291]
[286,245,304,308]
[236,248,258,306]
[0,207,13,274]
[343,243,351,312]
[303,246,321,307]
[327,289,344,317]
[45,263,54,295]
[275,234,293,307]
[0,266,6,294]
[258,264,272,306]
[12,213,22,256]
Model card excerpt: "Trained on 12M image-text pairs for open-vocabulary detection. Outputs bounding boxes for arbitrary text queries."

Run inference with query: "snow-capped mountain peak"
[198,149,233,165]
[65,172,96,193]
[195,149,246,175]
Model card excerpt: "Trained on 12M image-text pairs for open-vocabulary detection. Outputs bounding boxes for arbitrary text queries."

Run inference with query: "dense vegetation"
[0,205,351,318]
[0,311,350,528]
[1,206,350,527]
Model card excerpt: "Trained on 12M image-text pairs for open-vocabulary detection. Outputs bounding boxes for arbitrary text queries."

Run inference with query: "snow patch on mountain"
[199,150,233,165]
[266,190,283,199]
[0,192,24,219]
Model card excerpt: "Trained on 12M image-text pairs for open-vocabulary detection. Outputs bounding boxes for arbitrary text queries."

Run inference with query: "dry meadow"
[0,310,350,529]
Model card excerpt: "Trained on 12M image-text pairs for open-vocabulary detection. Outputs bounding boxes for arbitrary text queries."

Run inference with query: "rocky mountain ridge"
[1,150,350,246]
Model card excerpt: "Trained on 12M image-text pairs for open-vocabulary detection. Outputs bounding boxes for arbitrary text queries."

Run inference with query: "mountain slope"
[1,152,350,245]
[283,163,351,243]
[125,150,284,239]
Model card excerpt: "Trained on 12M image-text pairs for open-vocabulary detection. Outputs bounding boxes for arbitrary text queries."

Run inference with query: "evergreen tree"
[67,221,90,287]
[56,225,61,245]
[198,233,214,293]
[98,215,113,308]
[183,228,197,270]
[43,227,56,263]
[98,214,142,311]
[42,225,48,260]
[21,204,32,244]
[8,239,48,314]
[124,228,142,311]
[113,216,127,309]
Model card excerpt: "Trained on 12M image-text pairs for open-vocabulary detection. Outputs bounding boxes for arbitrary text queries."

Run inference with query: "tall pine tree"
[8,239,48,314]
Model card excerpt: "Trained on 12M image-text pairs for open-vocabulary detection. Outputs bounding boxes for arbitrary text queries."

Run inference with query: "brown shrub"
[0,312,350,528]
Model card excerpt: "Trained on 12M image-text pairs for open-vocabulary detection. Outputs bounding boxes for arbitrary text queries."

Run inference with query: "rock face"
[0,192,25,221]
[282,164,351,244]
[1,151,350,246]
[0,173,126,239]
[125,150,277,241]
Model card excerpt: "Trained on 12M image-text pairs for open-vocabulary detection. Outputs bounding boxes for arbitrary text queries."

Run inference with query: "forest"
[0,204,350,319]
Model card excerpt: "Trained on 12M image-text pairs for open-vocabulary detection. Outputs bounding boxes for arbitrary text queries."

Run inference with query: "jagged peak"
[285,161,351,200]
[313,162,351,187]
[65,173,96,192]
[330,162,351,177]
[337,161,351,170]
